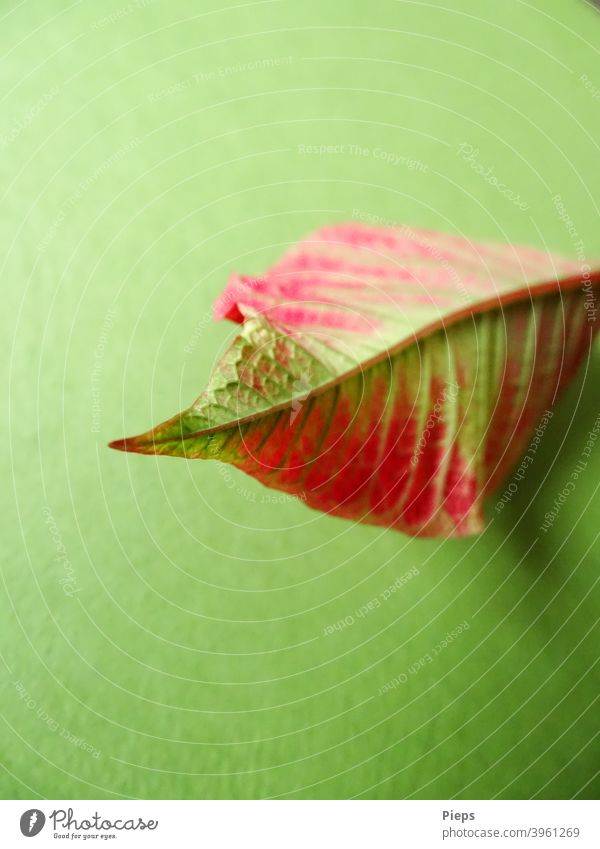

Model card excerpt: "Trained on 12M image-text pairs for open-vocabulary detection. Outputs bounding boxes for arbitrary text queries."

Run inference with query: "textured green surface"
[2,0,600,799]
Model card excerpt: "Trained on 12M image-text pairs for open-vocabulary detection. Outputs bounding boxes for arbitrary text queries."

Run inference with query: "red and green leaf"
[110,223,600,538]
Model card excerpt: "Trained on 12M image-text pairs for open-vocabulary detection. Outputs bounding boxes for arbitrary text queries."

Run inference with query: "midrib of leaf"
[112,272,599,459]
[429,333,460,511]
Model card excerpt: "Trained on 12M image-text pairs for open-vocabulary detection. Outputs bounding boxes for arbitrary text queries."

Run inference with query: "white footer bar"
[0,800,597,848]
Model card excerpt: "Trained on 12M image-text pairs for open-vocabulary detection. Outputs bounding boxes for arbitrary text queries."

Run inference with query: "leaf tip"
[108,436,143,454]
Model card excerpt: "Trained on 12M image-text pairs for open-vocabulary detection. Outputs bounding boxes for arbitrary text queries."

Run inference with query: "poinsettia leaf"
[110,223,600,538]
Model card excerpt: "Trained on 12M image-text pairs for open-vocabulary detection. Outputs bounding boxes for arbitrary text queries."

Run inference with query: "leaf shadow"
[488,342,600,574]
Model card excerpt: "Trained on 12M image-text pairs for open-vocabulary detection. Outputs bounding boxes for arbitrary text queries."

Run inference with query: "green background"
[2,0,599,799]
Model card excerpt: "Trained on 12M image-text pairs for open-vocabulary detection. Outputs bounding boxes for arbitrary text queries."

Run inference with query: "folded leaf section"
[110,223,600,537]
[114,288,597,537]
